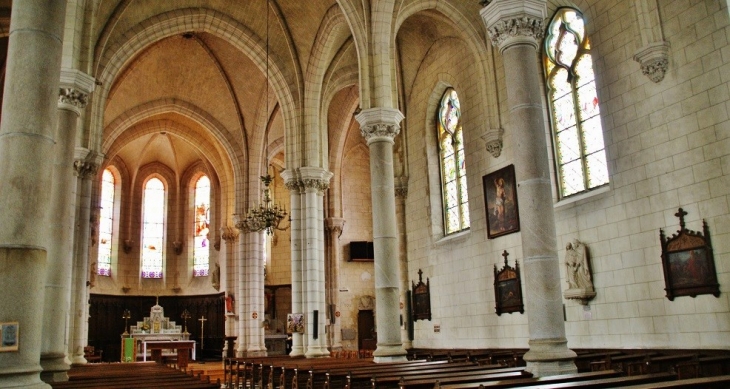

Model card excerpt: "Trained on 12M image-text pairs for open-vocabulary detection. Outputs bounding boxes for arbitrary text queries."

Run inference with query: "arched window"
[193,175,210,277]
[141,177,165,278]
[97,169,115,276]
[438,88,470,235]
[544,8,609,198]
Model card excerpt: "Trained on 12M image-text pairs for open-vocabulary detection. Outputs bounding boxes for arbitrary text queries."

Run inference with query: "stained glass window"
[97,169,115,276]
[141,178,165,278]
[438,88,470,234]
[544,8,608,198]
[193,176,210,277]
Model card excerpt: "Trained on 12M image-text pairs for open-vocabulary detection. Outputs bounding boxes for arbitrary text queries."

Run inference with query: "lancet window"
[193,175,210,277]
[438,88,470,234]
[97,168,115,276]
[544,8,609,198]
[141,177,165,278]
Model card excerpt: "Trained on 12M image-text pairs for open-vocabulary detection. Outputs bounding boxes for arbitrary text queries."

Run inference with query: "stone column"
[41,69,95,382]
[233,216,248,357]
[282,171,305,357]
[0,1,67,387]
[482,0,577,376]
[300,167,332,358]
[69,153,100,365]
[244,231,267,356]
[395,179,411,350]
[221,226,239,355]
[325,217,345,351]
[355,108,407,362]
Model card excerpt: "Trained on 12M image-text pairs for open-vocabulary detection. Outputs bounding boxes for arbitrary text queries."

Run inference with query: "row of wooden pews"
[221,348,730,389]
[50,361,220,389]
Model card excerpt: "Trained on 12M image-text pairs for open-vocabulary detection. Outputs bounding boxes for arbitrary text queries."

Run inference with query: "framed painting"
[411,269,431,321]
[660,208,720,301]
[483,165,520,239]
[494,251,524,316]
[286,313,304,334]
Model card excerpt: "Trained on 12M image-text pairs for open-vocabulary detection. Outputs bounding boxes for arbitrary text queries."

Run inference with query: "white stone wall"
[402,0,730,350]
[338,143,376,351]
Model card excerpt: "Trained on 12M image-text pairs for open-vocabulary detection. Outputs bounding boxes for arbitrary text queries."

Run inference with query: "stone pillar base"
[242,350,267,358]
[373,343,407,363]
[523,338,577,377]
[40,353,69,383]
[305,345,330,358]
[70,355,87,366]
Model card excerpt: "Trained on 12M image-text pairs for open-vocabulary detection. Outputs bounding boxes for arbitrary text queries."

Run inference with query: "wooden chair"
[83,346,103,363]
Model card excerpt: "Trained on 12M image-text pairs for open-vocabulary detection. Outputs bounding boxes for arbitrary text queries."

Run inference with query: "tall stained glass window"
[193,176,210,277]
[438,88,470,235]
[97,169,115,276]
[544,8,608,198]
[141,178,165,278]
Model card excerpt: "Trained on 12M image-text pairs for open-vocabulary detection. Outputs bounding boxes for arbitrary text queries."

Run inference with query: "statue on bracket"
[563,239,596,305]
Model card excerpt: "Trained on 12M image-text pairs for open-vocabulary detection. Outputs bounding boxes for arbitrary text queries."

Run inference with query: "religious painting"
[411,269,431,321]
[286,313,304,334]
[660,208,720,301]
[494,251,524,316]
[483,165,520,239]
[0,322,19,352]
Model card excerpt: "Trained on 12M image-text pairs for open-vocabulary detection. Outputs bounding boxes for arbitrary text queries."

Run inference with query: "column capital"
[325,217,346,236]
[221,226,240,242]
[73,160,98,179]
[281,167,333,194]
[481,0,547,52]
[355,107,404,145]
[58,69,96,113]
[481,127,505,158]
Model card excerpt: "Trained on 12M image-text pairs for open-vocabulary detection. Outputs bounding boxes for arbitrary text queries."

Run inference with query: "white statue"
[565,240,592,289]
[564,239,596,304]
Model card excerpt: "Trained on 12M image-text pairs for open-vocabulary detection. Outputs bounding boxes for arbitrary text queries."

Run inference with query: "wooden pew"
[50,362,220,389]
[618,374,730,388]
[439,369,623,388]
[396,368,531,389]
[517,371,676,388]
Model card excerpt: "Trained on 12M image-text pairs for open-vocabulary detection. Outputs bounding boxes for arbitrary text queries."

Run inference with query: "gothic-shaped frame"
[494,251,524,316]
[660,208,720,301]
[411,269,431,321]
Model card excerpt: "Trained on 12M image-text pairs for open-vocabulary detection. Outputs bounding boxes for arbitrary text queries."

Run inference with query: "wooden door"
[357,310,376,350]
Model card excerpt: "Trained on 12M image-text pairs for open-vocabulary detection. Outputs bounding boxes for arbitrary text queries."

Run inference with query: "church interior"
[0,0,729,388]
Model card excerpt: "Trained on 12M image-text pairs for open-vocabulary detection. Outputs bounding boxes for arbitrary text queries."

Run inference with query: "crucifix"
[198,315,207,349]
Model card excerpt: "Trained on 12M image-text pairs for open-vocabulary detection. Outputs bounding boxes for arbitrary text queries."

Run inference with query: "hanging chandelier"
[242,175,287,235]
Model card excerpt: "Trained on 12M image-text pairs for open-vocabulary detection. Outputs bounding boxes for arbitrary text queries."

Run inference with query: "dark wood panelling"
[88,293,225,362]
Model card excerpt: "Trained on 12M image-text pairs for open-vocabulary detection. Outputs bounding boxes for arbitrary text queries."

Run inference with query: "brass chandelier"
[242,175,287,235]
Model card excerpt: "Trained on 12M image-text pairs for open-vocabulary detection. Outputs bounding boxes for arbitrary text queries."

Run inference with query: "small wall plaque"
[0,322,19,352]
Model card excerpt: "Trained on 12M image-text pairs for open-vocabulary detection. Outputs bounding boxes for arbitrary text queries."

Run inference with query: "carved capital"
[395,185,408,199]
[481,0,547,52]
[326,217,346,237]
[59,88,89,111]
[58,69,95,113]
[634,41,670,83]
[73,160,98,179]
[355,107,405,145]
[481,127,504,158]
[221,226,239,242]
[302,178,329,193]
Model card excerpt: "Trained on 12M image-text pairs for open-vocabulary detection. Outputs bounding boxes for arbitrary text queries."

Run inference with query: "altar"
[127,302,192,363]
